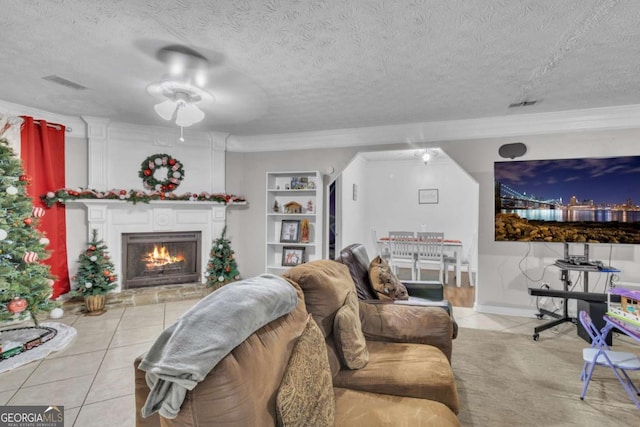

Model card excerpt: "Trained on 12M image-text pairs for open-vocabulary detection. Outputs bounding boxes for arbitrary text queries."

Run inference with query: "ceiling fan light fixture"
[148,80,213,128]
[154,99,178,121]
[175,102,205,127]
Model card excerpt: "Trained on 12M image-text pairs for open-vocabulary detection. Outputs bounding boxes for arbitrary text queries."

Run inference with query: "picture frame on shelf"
[280,219,301,243]
[282,246,305,266]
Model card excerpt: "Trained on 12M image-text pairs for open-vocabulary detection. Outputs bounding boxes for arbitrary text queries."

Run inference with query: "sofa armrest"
[358,301,453,362]
[134,354,160,427]
[402,280,444,301]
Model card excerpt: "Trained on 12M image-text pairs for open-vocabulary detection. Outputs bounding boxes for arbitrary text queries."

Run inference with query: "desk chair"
[578,310,640,410]
[415,232,445,283]
[388,231,417,280]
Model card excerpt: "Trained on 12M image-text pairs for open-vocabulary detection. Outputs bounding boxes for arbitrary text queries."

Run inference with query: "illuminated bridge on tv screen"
[498,183,563,210]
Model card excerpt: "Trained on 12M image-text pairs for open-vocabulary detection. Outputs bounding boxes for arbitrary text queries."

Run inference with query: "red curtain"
[20,116,70,299]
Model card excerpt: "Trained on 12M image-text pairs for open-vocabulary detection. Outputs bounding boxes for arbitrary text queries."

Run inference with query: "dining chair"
[388,231,417,280]
[578,310,640,409]
[415,232,445,283]
[444,232,477,287]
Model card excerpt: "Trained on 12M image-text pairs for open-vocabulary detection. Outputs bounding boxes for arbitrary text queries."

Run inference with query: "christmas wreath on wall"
[139,153,184,192]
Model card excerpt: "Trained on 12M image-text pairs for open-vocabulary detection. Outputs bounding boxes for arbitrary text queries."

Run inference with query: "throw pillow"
[276,315,335,427]
[332,290,369,369]
[368,255,409,300]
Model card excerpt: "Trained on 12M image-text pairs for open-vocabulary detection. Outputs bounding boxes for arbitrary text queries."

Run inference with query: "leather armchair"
[337,243,458,339]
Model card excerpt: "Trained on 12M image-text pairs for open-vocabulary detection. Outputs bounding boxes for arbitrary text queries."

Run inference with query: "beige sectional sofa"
[134,260,459,426]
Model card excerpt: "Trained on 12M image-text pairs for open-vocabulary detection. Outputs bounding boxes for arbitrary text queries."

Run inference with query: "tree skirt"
[0,322,77,374]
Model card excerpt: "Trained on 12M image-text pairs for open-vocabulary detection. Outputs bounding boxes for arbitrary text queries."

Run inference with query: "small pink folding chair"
[578,310,640,409]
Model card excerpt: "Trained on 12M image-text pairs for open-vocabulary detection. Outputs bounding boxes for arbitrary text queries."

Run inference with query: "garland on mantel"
[40,188,246,208]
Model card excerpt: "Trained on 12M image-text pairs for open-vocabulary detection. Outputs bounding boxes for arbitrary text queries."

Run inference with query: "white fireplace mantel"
[68,200,244,291]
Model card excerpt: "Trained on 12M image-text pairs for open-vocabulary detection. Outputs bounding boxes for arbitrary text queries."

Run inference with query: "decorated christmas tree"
[205,226,240,290]
[71,229,117,297]
[0,136,56,325]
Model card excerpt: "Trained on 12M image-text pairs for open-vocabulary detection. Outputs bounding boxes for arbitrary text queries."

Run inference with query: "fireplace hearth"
[122,231,201,289]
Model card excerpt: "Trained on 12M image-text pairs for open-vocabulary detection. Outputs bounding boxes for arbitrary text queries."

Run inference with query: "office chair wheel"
[533,333,540,341]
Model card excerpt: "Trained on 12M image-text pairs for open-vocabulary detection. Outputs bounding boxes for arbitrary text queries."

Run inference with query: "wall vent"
[508,100,539,108]
[42,75,88,90]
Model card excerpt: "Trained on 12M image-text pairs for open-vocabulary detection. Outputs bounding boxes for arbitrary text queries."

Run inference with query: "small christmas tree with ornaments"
[205,227,240,291]
[71,229,117,298]
[0,135,57,325]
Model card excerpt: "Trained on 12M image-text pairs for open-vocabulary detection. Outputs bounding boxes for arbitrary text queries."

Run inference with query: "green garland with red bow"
[139,153,184,192]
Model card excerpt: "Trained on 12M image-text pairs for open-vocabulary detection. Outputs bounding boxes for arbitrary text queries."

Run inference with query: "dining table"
[377,237,463,285]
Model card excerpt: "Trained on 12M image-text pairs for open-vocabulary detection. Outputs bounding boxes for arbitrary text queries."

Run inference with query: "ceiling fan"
[146,45,215,130]
[142,42,268,136]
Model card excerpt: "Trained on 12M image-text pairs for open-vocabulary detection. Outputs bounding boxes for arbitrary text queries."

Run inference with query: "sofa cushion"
[281,260,354,338]
[334,388,460,427]
[276,315,335,427]
[333,340,459,414]
[336,243,377,300]
[368,255,409,300]
[333,290,369,369]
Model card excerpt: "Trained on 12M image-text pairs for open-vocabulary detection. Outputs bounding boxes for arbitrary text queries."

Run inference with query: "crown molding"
[226,104,640,152]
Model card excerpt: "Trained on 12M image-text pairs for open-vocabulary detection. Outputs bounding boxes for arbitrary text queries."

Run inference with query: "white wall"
[358,154,478,260]
[338,154,368,251]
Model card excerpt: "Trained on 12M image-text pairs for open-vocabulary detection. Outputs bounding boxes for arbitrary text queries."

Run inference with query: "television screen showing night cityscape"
[494,155,640,244]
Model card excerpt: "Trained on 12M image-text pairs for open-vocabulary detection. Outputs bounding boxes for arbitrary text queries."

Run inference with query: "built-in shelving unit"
[266,171,323,273]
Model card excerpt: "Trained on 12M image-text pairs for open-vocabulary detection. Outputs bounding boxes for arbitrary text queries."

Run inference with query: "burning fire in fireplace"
[142,244,185,272]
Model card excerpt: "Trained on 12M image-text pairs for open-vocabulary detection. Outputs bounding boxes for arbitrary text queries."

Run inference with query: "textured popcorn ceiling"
[1,0,637,136]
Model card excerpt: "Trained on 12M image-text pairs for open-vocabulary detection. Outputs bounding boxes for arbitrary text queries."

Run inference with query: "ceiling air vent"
[508,100,539,108]
[42,75,87,90]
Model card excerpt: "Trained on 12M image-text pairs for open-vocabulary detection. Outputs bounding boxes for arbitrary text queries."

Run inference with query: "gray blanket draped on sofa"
[138,273,298,419]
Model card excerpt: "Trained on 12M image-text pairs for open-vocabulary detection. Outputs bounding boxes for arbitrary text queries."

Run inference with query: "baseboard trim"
[473,303,538,318]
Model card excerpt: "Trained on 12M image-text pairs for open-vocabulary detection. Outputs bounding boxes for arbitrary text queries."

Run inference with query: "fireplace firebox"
[122,231,201,289]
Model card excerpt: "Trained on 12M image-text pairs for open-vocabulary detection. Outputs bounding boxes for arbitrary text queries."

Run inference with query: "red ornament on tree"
[168,158,177,166]
[19,174,29,182]
[88,245,96,251]
[225,266,231,272]
[119,190,127,196]
[143,169,152,176]
[103,270,111,277]
[7,297,28,314]
[23,217,33,226]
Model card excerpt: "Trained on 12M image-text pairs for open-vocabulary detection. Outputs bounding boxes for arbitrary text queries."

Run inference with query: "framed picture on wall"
[280,220,301,243]
[282,246,305,266]
[419,188,439,204]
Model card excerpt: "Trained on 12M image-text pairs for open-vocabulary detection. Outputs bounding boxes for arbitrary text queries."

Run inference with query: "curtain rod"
[32,120,72,132]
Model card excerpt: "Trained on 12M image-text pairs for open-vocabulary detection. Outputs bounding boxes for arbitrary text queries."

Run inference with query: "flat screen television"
[494,155,640,244]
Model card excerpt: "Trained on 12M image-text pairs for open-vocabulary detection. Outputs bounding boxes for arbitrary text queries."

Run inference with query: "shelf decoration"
[40,188,246,208]
[139,153,184,192]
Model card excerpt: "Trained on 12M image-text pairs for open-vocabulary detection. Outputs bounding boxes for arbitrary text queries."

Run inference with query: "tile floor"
[0,302,608,426]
